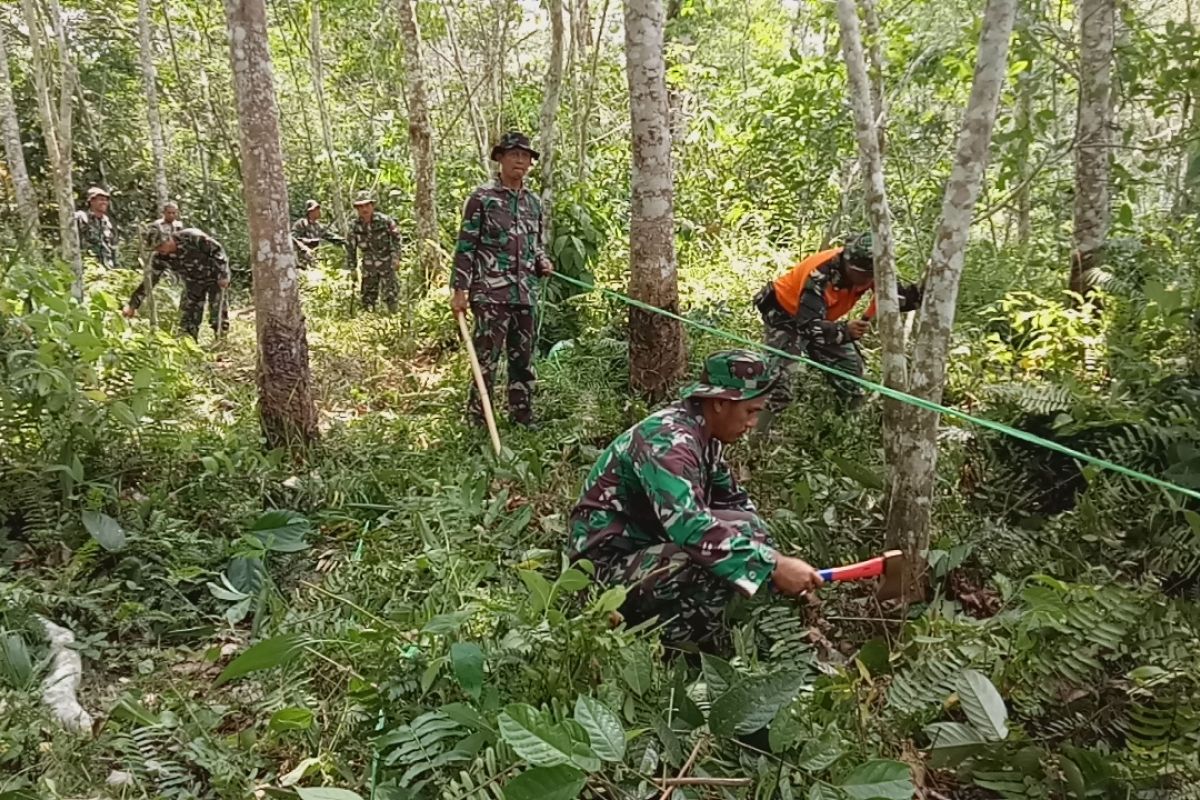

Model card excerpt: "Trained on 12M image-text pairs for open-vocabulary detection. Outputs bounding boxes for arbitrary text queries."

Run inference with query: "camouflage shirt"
[569,401,777,596]
[149,218,184,270]
[292,217,344,248]
[347,213,402,272]
[452,180,551,306]
[161,228,229,282]
[75,211,118,269]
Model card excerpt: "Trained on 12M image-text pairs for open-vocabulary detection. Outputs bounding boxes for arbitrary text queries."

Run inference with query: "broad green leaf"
[279,756,322,786]
[502,765,587,800]
[956,669,1009,740]
[922,722,987,768]
[1061,756,1087,800]
[519,570,553,612]
[422,608,475,635]
[708,670,806,736]
[555,568,590,593]
[798,729,844,772]
[808,783,848,800]
[839,759,914,800]
[768,703,805,753]
[132,366,155,389]
[82,510,126,552]
[573,695,625,761]
[621,657,652,697]
[296,789,363,800]
[214,634,307,687]
[700,652,737,698]
[498,703,575,767]
[592,586,626,614]
[250,510,311,552]
[451,642,485,700]
[270,707,315,732]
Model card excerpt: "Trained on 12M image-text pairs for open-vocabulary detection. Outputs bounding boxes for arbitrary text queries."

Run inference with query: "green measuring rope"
[549,271,1200,502]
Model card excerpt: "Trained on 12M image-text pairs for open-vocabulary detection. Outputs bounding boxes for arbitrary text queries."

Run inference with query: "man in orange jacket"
[752,232,922,426]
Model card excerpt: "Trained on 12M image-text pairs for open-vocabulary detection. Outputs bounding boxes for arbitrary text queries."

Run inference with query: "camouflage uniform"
[569,351,782,649]
[755,233,921,408]
[292,200,345,268]
[452,132,552,427]
[149,216,184,271]
[75,213,118,270]
[129,227,230,339]
[347,196,403,311]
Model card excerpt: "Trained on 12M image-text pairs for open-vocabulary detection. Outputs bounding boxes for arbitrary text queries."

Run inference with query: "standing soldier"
[148,201,184,270]
[75,186,118,269]
[346,191,403,312]
[122,226,230,340]
[291,199,345,268]
[752,232,922,429]
[451,131,555,429]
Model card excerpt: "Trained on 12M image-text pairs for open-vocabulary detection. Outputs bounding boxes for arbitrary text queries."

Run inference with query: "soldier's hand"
[771,554,824,596]
[537,258,555,277]
[122,305,136,318]
[847,319,871,340]
[218,277,230,289]
[451,289,470,316]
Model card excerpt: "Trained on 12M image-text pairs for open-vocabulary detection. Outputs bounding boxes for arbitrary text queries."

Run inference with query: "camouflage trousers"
[360,261,398,312]
[468,302,535,426]
[761,304,863,410]
[179,279,228,340]
[590,510,769,650]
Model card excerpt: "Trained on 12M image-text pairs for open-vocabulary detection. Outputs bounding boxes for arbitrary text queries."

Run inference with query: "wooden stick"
[217,286,228,340]
[455,310,502,456]
[658,736,705,800]
[661,777,752,788]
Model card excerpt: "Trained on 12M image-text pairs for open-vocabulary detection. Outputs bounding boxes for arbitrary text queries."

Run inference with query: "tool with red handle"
[818,549,905,600]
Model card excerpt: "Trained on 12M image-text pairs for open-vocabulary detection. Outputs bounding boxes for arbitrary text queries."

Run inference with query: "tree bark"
[1070,0,1113,297]
[836,0,910,501]
[223,0,319,449]
[538,0,566,245]
[1015,70,1033,246]
[576,0,612,182]
[396,0,440,285]
[859,0,886,154]
[138,0,170,210]
[0,26,38,244]
[22,0,80,295]
[624,0,685,400]
[309,2,347,234]
[883,0,1017,592]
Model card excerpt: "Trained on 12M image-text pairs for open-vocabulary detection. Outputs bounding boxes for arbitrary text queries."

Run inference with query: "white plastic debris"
[38,617,94,733]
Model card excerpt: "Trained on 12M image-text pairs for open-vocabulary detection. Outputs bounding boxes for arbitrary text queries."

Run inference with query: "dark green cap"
[490,130,540,161]
[681,349,780,401]
[844,231,874,270]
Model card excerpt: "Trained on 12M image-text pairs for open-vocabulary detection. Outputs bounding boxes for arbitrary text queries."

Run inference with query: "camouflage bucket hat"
[143,224,172,250]
[844,232,875,271]
[305,199,321,212]
[681,349,780,401]
[352,191,375,206]
[86,186,110,202]
[490,130,540,161]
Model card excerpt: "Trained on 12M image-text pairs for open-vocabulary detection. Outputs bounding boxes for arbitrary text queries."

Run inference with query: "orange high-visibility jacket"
[772,247,876,321]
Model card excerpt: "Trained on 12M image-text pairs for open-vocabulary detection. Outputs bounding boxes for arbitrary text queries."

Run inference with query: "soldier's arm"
[632,439,776,597]
[346,229,359,271]
[795,274,850,344]
[533,196,553,275]
[452,193,484,291]
[201,235,232,282]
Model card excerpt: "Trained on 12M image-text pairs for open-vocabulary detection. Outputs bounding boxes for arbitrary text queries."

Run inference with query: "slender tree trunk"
[538,0,565,244]
[23,0,80,295]
[883,0,1017,592]
[138,0,170,209]
[1015,70,1033,245]
[396,0,440,285]
[0,27,38,244]
[309,2,347,233]
[836,0,909,493]
[860,0,886,154]
[624,0,685,399]
[163,0,212,202]
[1070,0,1114,297]
[222,0,319,449]
[577,0,611,182]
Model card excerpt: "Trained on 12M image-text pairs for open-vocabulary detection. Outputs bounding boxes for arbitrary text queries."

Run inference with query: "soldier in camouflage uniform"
[569,350,824,651]
[347,191,403,311]
[292,199,345,268]
[451,131,554,428]
[148,202,184,270]
[123,225,230,340]
[752,232,923,425]
[75,186,118,270]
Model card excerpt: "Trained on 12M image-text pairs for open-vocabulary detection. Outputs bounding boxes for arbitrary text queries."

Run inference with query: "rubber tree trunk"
[0,27,39,244]
[538,0,565,245]
[836,0,911,516]
[395,0,440,285]
[624,0,685,400]
[138,0,170,210]
[223,0,320,450]
[883,0,1017,593]
[23,0,80,295]
[1070,0,1114,298]
[309,1,347,233]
